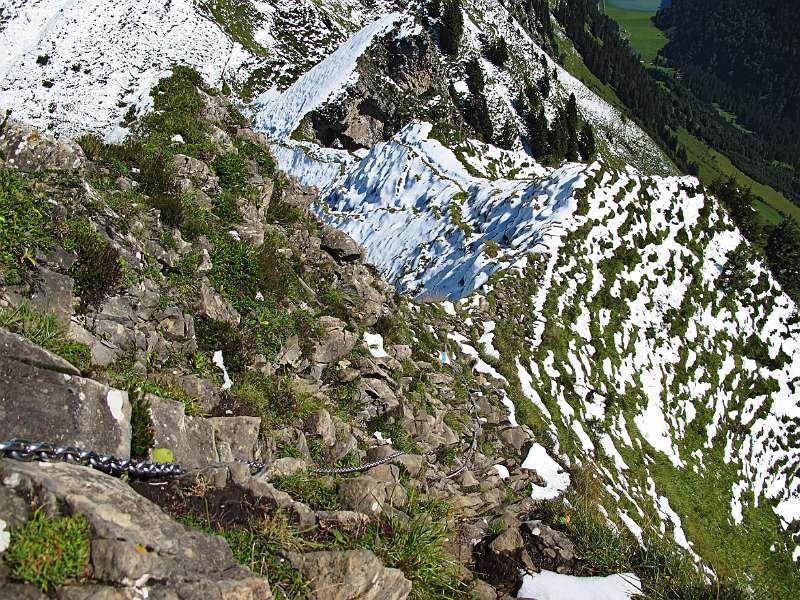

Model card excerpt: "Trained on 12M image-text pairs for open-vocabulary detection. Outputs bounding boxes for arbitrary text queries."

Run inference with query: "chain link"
[0,439,186,479]
[2,359,484,482]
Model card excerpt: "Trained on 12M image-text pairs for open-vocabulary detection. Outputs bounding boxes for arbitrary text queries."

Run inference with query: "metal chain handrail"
[0,439,186,479]
[0,439,407,480]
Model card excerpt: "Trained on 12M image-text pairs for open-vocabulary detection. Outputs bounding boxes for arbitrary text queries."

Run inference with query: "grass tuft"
[0,304,91,371]
[351,494,470,600]
[5,510,90,591]
[0,168,53,284]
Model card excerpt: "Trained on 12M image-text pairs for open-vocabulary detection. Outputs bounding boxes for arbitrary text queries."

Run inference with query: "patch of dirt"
[132,475,273,527]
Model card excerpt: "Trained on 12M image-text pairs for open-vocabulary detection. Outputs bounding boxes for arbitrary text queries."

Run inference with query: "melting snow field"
[522,444,571,500]
[517,571,642,600]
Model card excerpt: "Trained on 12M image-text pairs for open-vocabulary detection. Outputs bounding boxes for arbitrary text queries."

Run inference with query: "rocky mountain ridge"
[0,0,799,599]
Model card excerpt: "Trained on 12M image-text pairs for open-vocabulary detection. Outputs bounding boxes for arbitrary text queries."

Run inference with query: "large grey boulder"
[320,225,363,263]
[0,330,131,457]
[0,119,86,173]
[287,550,411,600]
[0,460,272,598]
[146,394,217,469]
[313,316,358,366]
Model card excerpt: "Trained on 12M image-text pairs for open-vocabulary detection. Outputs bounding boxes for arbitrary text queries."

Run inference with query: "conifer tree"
[578,123,596,161]
[439,0,464,56]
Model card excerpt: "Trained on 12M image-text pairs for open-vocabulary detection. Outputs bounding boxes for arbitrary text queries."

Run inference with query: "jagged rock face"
[303,27,461,150]
[0,119,86,174]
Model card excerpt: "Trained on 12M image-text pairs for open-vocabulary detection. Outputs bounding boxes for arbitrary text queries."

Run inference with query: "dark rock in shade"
[522,520,588,575]
[0,484,30,529]
[321,225,363,263]
[0,118,86,174]
[146,394,217,469]
[0,330,131,457]
[287,550,411,600]
[0,460,272,599]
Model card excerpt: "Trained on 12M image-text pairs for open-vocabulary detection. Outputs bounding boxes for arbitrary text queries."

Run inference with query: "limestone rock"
[173,154,220,195]
[287,550,411,600]
[313,317,358,366]
[0,460,271,597]
[320,225,363,263]
[337,475,386,514]
[158,372,221,413]
[304,409,335,446]
[264,457,306,479]
[194,281,240,325]
[147,394,217,469]
[0,331,131,456]
[29,269,74,327]
[0,119,86,173]
[208,416,261,462]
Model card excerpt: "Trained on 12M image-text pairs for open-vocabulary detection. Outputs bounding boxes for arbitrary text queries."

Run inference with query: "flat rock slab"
[288,550,411,600]
[146,394,217,469]
[0,330,131,457]
[0,460,272,598]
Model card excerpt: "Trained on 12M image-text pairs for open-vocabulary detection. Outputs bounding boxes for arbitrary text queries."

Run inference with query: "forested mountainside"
[1,1,799,599]
[654,0,800,183]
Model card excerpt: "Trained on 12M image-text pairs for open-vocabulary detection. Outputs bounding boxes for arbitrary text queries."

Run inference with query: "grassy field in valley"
[605,5,668,64]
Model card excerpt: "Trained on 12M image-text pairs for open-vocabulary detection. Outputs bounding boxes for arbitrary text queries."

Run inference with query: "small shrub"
[195,316,253,374]
[484,240,500,258]
[5,511,90,591]
[63,220,122,309]
[36,55,50,65]
[230,372,321,427]
[211,152,249,197]
[0,304,91,371]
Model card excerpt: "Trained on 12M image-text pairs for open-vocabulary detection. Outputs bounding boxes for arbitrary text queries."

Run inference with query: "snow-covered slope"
[246,4,800,583]
[0,0,368,134]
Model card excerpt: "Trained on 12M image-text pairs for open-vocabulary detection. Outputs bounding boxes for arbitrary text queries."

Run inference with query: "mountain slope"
[1,0,799,597]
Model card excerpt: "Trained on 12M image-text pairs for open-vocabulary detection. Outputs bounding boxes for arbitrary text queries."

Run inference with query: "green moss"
[5,511,90,591]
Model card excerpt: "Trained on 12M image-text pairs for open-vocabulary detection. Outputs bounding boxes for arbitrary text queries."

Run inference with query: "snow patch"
[517,570,641,600]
